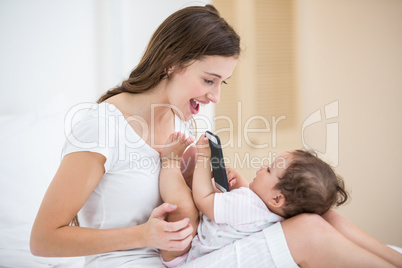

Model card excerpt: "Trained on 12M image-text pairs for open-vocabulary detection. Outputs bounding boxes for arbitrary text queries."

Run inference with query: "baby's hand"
[226,166,249,190]
[195,134,211,159]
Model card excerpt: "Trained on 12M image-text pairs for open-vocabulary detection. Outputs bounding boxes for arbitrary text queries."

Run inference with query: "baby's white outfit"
[163,187,285,267]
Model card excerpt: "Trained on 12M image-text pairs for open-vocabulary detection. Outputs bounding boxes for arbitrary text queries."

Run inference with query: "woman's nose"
[206,86,221,103]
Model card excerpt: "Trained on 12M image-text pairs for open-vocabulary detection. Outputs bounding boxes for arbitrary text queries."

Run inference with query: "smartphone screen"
[205,131,229,192]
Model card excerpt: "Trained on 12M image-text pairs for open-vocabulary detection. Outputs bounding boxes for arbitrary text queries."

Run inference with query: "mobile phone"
[205,131,229,192]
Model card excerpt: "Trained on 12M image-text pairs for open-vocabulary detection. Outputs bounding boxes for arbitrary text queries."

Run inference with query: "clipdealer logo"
[63,101,340,168]
[301,100,339,166]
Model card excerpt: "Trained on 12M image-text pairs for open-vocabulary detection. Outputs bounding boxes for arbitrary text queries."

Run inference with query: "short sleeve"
[62,108,118,173]
[214,187,281,228]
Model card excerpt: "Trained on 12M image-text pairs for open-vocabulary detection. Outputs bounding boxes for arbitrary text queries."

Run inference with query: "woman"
[30,4,401,267]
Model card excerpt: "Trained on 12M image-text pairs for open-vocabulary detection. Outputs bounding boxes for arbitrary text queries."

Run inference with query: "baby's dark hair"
[275,150,349,218]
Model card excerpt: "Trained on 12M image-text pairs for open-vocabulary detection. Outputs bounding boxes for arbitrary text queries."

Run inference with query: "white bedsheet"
[0,249,84,268]
[0,245,400,268]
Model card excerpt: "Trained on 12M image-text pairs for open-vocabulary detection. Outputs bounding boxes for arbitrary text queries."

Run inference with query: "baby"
[159,132,348,266]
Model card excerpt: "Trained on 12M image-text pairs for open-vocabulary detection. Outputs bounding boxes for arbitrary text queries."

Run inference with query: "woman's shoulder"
[74,102,122,121]
[65,102,122,139]
[101,92,136,117]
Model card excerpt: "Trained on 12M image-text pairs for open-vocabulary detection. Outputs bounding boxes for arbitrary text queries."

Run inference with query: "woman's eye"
[222,80,228,85]
[204,79,214,85]
[267,166,271,173]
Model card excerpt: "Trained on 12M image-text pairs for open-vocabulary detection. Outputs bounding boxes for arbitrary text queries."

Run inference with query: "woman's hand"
[226,167,249,190]
[142,203,194,251]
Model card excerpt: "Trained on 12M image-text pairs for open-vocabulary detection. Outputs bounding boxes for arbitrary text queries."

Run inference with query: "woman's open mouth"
[190,99,200,114]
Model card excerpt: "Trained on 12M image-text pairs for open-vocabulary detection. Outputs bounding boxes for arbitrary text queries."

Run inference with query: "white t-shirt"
[187,187,284,262]
[62,102,191,267]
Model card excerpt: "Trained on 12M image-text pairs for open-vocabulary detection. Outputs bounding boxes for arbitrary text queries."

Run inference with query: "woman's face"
[166,55,238,121]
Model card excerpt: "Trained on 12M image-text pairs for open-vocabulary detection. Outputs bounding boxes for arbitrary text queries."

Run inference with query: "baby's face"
[249,152,289,205]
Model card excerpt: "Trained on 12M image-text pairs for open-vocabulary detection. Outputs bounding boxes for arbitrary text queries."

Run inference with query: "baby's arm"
[192,134,216,220]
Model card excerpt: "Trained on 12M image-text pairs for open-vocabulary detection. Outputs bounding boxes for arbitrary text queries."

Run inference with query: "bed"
[0,96,85,267]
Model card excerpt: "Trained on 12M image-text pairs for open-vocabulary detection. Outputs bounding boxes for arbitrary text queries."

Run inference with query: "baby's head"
[276,150,349,217]
[251,150,349,218]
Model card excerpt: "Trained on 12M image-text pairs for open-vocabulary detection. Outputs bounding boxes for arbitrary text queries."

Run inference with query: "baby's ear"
[269,192,285,208]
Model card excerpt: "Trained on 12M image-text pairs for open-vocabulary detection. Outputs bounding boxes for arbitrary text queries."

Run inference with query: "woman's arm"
[30,152,193,257]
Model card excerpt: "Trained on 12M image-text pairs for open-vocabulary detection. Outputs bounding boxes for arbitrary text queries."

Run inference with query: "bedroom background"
[0,0,401,267]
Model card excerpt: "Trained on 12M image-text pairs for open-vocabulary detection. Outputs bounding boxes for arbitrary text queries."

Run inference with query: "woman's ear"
[269,192,285,208]
[165,65,177,78]
[164,66,172,78]
[168,66,174,75]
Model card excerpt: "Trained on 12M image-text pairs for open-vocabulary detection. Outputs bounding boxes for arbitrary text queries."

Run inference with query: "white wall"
[0,0,98,114]
[0,0,211,115]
